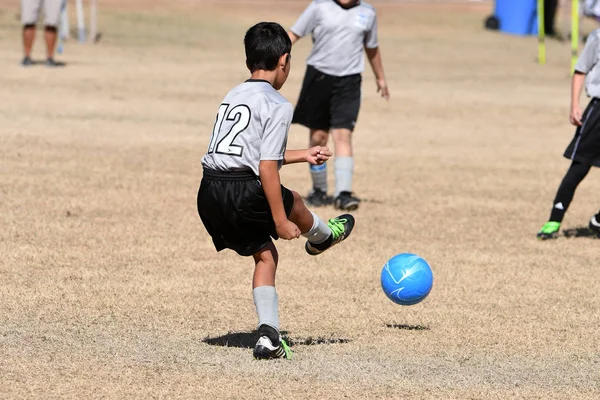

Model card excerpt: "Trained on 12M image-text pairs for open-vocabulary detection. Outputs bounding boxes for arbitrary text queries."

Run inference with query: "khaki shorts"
[21,0,63,27]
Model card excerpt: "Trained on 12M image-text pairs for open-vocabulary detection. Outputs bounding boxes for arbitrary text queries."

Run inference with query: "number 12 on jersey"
[207,103,251,157]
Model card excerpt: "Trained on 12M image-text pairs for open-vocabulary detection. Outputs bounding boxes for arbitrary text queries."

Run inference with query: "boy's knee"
[310,129,328,146]
[253,241,279,263]
[332,128,352,143]
[291,190,303,205]
[290,191,308,214]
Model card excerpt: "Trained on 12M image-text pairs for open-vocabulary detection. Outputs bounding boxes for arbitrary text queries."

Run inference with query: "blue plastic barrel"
[495,0,539,35]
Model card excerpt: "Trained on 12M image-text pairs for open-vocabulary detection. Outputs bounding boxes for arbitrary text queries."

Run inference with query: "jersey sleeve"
[260,102,293,161]
[290,1,318,38]
[575,32,599,73]
[364,12,379,49]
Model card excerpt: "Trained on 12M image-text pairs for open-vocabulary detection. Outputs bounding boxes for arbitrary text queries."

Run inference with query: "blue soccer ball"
[381,253,433,306]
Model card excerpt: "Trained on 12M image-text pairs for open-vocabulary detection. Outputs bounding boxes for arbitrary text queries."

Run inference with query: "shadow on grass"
[202,331,351,348]
[563,226,600,239]
[385,323,430,331]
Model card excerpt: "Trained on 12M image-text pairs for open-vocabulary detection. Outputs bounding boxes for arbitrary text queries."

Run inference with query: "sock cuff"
[253,285,277,302]
[310,163,327,172]
[335,157,354,171]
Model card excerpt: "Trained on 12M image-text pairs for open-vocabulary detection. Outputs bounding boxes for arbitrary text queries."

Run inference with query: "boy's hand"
[306,146,332,165]
[570,105,583,126]
[276,220,301,240]
[377,79,390,101]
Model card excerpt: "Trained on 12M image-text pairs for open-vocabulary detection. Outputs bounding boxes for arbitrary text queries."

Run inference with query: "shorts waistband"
[308,64,361,79]
[202,168,258,181]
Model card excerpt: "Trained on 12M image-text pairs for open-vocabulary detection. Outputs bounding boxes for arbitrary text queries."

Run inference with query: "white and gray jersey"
[201,80,293,176]
[576,29,600,98]
[291,0,378,77]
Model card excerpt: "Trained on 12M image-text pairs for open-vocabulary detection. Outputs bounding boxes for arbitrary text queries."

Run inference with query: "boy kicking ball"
[197,22,355,359]
[537,29,600,239]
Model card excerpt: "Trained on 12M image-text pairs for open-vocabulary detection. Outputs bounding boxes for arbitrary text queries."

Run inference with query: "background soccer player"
[288,0,389,210]
[537,27,600,239]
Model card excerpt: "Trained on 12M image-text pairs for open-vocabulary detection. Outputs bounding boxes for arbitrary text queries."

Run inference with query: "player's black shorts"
[564,98,600,167]
[197,168,295,257]
[292,65,361,132]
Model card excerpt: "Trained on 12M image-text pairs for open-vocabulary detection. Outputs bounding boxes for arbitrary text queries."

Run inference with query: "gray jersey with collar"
[202,80,293,176]
[291,0,378,77]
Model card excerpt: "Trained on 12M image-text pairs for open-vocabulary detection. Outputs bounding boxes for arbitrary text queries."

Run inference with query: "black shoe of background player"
[306,188,332,207]
[589,216,600,237]
[45,58,65,67]
[334,191,360,211]
[21,56,34,67]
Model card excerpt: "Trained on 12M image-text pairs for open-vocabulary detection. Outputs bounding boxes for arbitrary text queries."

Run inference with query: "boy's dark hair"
[244,22,292,72]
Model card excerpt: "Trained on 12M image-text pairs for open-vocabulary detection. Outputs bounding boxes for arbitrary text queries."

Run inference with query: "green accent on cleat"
[305,214,355,256]
[328,217,348,240]
[537,221,561,240]
[280,339,293,360]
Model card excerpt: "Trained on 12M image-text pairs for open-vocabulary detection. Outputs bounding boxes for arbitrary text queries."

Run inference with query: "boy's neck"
[249,70,276,87]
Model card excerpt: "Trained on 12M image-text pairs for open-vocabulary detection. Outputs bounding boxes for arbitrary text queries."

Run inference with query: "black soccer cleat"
[253,325,292,360]
[305,214,355,256]
[334,191,360,211]
[306,188,332,207]
[589,216,600,237]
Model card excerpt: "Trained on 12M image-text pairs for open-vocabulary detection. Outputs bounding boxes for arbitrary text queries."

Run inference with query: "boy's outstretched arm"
[283,146,332,165]
[366,47,390,101]
[259,160,300,240]
[570,71,586,126]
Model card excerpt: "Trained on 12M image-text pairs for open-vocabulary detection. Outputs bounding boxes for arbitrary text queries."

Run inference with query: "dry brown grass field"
[1,0,600,398]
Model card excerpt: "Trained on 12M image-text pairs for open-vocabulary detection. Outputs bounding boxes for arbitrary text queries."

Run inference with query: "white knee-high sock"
[301,211,332,244]
[253,286,279,331]
[335,157,354,197]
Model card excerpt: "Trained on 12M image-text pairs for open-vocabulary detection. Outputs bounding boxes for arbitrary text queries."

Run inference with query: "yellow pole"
[571,0,579,73]
[538,0,546,64]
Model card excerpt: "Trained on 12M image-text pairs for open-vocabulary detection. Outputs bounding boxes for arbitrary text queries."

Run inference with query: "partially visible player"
[20,0,64,66]
[537,29,600,239]
[197,22,355,359]
[288,0,389,210]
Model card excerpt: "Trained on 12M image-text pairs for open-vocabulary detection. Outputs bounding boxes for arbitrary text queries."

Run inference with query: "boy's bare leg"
[288,191,317,233]
[331,128,352,157]
[252,241,278,288]
[310,129,328,147]
[23,25,36,58]
[44,26,58,59]
[308,129,329,198]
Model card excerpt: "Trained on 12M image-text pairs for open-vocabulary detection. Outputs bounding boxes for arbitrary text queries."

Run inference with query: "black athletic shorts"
[197,168,295,257]
[564,98,600,167]
[292,65,361,132]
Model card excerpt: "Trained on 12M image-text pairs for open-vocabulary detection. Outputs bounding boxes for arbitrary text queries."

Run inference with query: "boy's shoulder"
[226,81,292,113]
